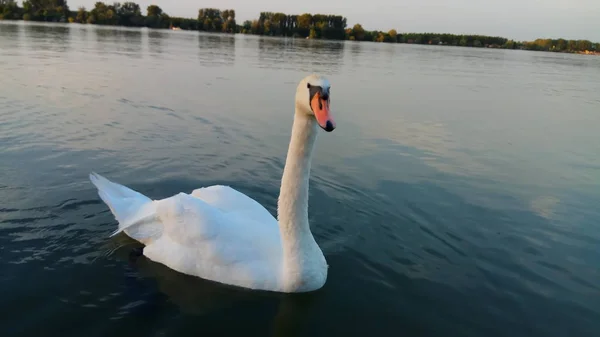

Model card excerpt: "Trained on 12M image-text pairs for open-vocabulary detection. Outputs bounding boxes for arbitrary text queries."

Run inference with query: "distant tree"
[144,4,168,28]
[296,13,311,36]
[21,0,70,21]
[242,20,251,32]
[577,40,592,51]
[2,1,598,52]
[297,13,311,28]
[221,9,236,33]
[212,16,222,31]
[534,38,552,51]
[202,18,212,31]
[117,2,142,26]
[250,19,261,34]
[75,6,86,23]
[146,4,161,17]
[0,0,21,20]
[388,29,397,42]
[352,23,365,41]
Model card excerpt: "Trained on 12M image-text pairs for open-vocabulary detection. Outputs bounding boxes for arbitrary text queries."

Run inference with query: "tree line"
[0,1,597,53]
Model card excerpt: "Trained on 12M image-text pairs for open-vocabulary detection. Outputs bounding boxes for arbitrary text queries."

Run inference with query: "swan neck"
[278,111,318,236]
[277,109,324,291]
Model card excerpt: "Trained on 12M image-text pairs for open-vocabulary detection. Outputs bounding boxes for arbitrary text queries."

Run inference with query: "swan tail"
[90,172,162,241]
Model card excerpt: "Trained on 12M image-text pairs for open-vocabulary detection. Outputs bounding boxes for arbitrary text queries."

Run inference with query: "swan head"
[296,74,335,132]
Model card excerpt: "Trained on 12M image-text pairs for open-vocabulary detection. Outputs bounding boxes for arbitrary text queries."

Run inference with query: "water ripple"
[0,21,599,337]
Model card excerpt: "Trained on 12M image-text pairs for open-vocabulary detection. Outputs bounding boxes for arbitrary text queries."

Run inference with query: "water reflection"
[0,22,23,57]
[198,33,235,67]
[93,27,143,59]
[1,20,600,337]
[110,235,318,337]
[117,29,142,58]
[95,27,115,51]
[23,22,71,53]
[147,29,166,56]
[380,43,397,63]
[257,37,344,74]
[0,21,20,36]
[349,40,362,56]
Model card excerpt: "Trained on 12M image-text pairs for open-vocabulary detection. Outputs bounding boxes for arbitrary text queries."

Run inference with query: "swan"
[90,74,336,293]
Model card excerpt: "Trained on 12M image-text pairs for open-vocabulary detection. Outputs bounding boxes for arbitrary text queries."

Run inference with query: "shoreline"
[578,50,600,56]
[3,19,599,57]
[4,19,599,57]
[0,2,597,56]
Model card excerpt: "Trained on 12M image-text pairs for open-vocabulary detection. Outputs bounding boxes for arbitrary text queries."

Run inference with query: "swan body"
[90,74,336,293]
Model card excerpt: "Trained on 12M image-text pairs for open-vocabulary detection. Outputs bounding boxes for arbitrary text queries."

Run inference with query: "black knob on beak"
[324,120,335,132]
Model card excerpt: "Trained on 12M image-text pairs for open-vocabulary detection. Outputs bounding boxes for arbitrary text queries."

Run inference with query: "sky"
[65,0,600,41]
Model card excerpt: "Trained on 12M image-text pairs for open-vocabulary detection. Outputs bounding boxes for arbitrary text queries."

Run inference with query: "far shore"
[0,1,597,56]
[578,50,600,56]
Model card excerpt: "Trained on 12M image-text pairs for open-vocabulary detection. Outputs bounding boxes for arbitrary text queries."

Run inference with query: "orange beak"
[310,93,336,132]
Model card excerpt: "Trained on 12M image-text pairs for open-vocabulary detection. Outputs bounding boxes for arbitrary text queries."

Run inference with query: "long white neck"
[277,108,327,292]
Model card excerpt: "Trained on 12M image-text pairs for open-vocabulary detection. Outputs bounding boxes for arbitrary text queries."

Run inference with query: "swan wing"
[191,185,277,226]
[90,173,284,290]
[144,192,282,289]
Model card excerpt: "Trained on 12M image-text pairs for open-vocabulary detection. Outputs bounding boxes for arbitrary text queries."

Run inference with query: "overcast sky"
[65,0,600,41]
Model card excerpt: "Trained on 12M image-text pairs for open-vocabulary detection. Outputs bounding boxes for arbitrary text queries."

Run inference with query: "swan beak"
[311,93,336,132]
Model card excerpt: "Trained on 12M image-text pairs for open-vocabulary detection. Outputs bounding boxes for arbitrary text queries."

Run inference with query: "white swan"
[90,74,336,293]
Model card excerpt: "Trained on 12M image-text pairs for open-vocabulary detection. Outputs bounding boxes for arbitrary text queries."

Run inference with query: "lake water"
[1,21,599,337]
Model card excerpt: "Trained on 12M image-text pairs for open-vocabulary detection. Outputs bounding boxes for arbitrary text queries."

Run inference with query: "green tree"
[212,16,222,31]
[145,4,168,28]
[296,13,311,37]
[567,40,578,51]
[75,6,86,23]
[352,23,365,41]
[556,39,567,51]
[242,20,251,32]
[202,18,212,31]
[117,2,142,26]
[0,0,21,20]
[147,4,161,17]
[297,13,311,29]
[250,19,261,34]
[577,40,592,51]
[21,0,70,21]
[221,9,236,33]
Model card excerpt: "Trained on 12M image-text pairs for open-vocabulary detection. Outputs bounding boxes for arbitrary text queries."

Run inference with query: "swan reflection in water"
[110,234,322,337]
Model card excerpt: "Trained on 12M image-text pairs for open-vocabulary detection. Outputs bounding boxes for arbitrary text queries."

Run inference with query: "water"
[1,21,599,337]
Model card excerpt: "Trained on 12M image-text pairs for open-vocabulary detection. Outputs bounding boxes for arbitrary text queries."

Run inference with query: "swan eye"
[308,85,322,102]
